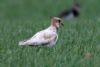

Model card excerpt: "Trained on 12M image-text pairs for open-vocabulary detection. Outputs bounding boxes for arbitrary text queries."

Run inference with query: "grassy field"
[0,0,100,67]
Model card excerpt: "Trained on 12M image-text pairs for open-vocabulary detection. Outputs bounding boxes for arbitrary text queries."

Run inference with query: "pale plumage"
[19,17,63,47]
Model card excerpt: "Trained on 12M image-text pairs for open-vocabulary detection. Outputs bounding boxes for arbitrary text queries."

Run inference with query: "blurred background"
[0,0,100,67]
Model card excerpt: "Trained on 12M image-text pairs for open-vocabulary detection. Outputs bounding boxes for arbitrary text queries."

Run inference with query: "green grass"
[0,0,100,67]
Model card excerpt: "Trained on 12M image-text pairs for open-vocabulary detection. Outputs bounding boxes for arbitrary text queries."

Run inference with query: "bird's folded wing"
[39,33,57,45]
[25,33,56,46]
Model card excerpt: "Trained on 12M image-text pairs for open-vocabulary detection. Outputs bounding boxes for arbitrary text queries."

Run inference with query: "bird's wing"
[29,30,57,46]
[19,29,57,46]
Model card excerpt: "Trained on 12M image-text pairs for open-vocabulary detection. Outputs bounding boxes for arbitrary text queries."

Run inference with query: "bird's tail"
[18,39,28,46]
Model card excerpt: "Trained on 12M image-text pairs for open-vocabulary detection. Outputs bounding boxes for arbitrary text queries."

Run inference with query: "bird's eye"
[58,20,61,23]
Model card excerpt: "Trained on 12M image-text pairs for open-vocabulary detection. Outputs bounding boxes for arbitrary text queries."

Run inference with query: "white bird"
[19,17,63,47]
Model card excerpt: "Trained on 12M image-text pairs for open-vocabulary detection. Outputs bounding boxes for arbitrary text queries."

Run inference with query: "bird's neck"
[48,25,57,32]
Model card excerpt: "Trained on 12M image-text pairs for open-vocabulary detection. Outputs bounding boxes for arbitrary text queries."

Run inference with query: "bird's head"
[51,17,63,28]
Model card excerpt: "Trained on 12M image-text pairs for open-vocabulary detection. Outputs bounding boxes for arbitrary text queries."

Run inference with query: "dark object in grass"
[58,0,80,20]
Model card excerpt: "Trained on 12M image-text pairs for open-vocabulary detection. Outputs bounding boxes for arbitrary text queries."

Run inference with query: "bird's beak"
[61,22,64,26]
[55,17,64,26]
[59,19,64,26]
